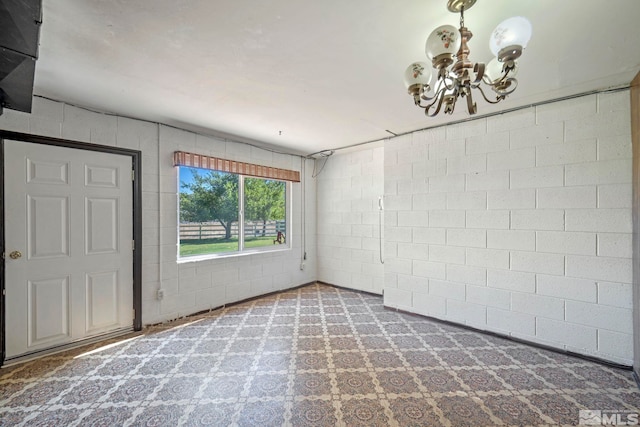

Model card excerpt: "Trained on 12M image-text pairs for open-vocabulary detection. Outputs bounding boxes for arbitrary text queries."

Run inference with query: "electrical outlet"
[300,262,305,271]
[157,289,165,300]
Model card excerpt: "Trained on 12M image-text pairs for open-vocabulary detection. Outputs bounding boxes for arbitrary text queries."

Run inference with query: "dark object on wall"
[0,0,42,115]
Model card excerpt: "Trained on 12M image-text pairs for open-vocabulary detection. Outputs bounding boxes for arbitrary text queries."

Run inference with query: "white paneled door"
[4,140,134,359]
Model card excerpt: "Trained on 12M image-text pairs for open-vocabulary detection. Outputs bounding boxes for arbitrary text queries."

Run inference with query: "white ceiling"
[34,0,640,156]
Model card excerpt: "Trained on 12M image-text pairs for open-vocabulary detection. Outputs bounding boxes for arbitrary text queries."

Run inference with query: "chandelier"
[404,0,532,116]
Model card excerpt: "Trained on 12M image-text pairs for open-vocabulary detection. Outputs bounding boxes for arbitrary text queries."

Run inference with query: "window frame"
[177,166,292,262]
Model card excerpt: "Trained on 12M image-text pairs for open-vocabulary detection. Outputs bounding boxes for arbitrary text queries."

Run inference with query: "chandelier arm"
[465,86,477,114]
[443,78,457,92]
[471,62,485,85]
[415,84,444,111]
[474,84,504,104]
[445,95,457,115]
[494,78,519,96]
[424,88,448,117]
[420,77,446,101]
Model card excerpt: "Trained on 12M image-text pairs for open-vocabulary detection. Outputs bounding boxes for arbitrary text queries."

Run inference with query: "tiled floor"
[1,283,639,426]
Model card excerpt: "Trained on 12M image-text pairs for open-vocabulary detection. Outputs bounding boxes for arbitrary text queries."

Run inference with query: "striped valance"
[174,151,300,182]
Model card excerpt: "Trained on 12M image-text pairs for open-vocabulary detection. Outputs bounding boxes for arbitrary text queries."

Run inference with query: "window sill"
[176,245,292,264]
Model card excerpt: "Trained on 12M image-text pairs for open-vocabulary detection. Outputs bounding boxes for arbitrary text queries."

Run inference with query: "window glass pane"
[243,177,286,249]
[179,167,239,257]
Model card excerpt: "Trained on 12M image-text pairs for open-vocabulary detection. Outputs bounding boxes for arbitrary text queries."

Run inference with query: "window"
[178,166,289,258]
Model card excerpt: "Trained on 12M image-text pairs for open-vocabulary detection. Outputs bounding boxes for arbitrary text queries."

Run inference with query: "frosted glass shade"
[404,62,432,89]
[489,16,532,57]
[484,58,518,83]
[425,25,460,60]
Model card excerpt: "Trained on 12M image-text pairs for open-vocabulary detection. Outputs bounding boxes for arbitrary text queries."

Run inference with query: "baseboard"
[147,280,318,327]
[315,280,383,297]
[385,305,633,371]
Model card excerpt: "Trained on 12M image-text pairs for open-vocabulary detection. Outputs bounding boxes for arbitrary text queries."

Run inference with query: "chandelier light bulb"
[489,16,532,59]
[425,24,461,60]
[404,62,432,90]
[485,57,518,83]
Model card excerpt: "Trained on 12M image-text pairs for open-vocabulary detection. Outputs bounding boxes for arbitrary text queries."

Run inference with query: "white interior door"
[4,139,134,360]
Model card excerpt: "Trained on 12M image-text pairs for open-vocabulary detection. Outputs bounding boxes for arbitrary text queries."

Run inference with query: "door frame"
[0,130,143,365]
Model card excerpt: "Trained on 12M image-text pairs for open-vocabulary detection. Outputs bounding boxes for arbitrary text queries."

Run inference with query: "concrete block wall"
[316,144,385,294]
[0,97,316,326]
[384,91,633,365]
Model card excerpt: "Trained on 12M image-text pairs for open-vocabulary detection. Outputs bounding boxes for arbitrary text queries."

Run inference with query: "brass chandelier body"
[407,0,530,117]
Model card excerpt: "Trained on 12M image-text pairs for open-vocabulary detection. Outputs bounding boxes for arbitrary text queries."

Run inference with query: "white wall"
[3,91,633,365]
[0,97,317,326]
[316,145,385,294]
[384,91,633,365]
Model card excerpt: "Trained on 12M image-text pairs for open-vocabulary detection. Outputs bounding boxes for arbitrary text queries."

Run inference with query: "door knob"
[9,251,22,259]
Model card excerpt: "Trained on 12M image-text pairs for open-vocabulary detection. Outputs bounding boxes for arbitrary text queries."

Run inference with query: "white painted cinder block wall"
[0,97,317,326]
[315,91,633,365]
[316,144,385,294]
[383,91,633,365]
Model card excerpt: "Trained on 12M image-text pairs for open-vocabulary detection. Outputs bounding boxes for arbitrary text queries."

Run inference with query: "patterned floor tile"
[295,353,329,371]
[376,370,420,395]
[6,380,75,407]
[332,351,367,370]
[247,373,288,398]
[436,349,478,367]
[297,337,326,352]
[26,408,84,427]
[50,357,105,378]
[456,369,506,392]
[401,350,441,368]
[201,375,248,399]
[217,355,254,373]
[1,283,638,427]
[256,353,292,372]
[472,348,517,366]
[481,395,547,425]
[131,403,186,426]
[336,371,377,395]
[435,395,494,427]
[3,359,64,381]
[290,399,337,426]
[293,372,332,396]
[504,347,556,365]
[325,324,352,336]
[59,378,117,405]
[96,356,146,377]
[107,377,162,403]
[155,376,203,401]
[262,338,293,352]
[236,400,285,427]
[135,356,182,376]
[227,338,261,354]
[494,368,548,390]
[78,405,136,427]
[526,393,582,425]
[367,350,404,369]
[532,366,584,389]
[391,335,424,349]
[416,369,464,394]
[388,396,442,426]
[340,398,390,426]
[183,402,236,426]
[175,355,219,375]
[0,410,33,426]
[328,336,360,351]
